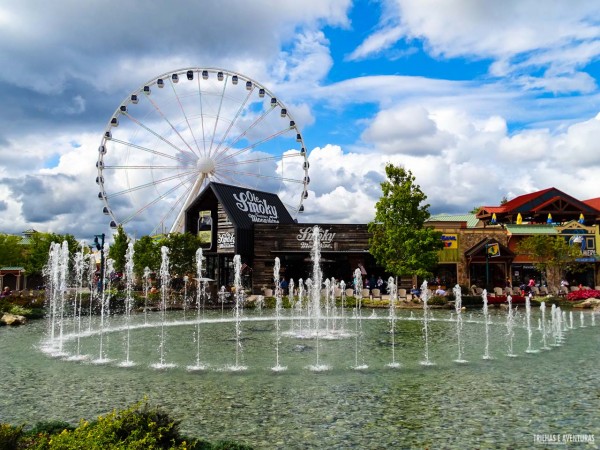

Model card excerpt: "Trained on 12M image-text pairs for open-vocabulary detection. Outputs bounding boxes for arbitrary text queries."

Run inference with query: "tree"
[0,234,26,266]
[368,164,444,280]
[162,232,204,277]
[24,232,79,277]
[108,225,130,273]
[132,235,161,278]
[517,235,584,286]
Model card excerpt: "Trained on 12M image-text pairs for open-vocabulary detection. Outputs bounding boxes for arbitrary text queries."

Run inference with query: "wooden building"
[184,182,383,294]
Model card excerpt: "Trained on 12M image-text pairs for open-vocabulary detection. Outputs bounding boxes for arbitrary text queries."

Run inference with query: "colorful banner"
[441,234,458,249]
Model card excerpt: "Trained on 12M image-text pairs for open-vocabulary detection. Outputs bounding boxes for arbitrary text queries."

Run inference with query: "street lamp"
[93,233,105,292]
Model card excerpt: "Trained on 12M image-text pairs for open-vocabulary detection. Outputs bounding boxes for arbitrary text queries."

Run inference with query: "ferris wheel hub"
[196,156,216,175]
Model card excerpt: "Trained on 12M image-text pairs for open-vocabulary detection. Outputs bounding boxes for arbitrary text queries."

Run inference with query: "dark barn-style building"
[184,182,382,294]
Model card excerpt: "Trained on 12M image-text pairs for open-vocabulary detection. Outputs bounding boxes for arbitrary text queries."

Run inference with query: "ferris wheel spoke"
[216,152,302,169]
[120,173,197,226]
[152,179,196,236]
[219,168,304,184]
[207,73,229,158]
[196,76,207,156]
[209,87,254,160]
[104,169,198,199]
[212,104,276,161]
[168,79,202,156]
[216,128,294,164]
[121,111,197,160]
[110,138,195,163]
[103,165,193,170]
[141,94,200,158]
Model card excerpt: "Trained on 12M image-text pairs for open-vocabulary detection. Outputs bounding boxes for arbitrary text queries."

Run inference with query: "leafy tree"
[108,225,130,273]
[517,235,584,285]
[24,232,79,277]
[162,232,204,277]
[0,234,26,266]
[133,235,161,278]
[368,164,443,280]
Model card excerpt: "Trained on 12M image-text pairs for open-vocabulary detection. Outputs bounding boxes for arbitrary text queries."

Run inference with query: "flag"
[516,213,522,224]
[486,243,500,257]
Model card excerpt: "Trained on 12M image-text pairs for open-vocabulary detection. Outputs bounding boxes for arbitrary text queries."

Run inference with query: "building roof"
[505,224,558,235]
[427,213,479,228]
[477,187,600,224]
[188,182,295,230]
[584,197,600,210]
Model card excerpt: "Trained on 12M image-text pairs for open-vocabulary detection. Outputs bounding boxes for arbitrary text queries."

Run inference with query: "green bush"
[0,401,254,449]
[428,295,448,306]
[0,423,23,450]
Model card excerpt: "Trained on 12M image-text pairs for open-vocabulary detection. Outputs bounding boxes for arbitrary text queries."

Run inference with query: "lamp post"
[94,233,105,292]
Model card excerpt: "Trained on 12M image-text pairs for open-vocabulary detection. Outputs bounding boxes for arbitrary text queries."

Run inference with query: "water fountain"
[453,284,467,363]
[119,242,135,367]
[419,280,434,366]
[481,289,492,360]
[272,257,286,372]
[9,231,596,449]
[505,295,517,357]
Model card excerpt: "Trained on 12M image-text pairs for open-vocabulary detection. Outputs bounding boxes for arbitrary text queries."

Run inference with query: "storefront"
[184,182,384,294]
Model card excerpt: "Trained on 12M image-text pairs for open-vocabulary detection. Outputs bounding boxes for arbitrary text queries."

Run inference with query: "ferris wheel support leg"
[169,175,206,234]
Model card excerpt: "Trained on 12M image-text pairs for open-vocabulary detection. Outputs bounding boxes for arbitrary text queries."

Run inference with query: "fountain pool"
[1,307,598,449]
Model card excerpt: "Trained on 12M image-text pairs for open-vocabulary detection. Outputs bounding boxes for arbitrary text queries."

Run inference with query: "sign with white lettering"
[233,190,280,223]
[217,231,235,249]
[296,227,336,249]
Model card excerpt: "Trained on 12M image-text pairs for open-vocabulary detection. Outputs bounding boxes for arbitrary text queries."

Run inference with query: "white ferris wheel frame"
[96,67,310,235]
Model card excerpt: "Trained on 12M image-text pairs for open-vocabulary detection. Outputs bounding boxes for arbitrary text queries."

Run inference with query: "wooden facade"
[252,223,379,292]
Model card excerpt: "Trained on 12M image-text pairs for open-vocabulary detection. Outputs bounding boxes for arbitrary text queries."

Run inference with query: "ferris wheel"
[96,67,310,235]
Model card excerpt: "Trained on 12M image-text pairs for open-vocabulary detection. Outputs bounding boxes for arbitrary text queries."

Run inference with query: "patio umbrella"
[491,213,497,224]
[579,213,585,224]
[516,213,522,224]
[547,213,553,224]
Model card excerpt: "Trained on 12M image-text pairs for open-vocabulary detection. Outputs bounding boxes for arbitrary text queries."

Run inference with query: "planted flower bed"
[567,289,600,301]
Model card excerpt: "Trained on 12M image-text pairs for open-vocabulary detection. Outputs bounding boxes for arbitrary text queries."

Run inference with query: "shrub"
[0,423,23,450]
[428,295,448,306]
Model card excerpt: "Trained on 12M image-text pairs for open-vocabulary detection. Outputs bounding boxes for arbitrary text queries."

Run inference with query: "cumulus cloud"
[351,0,600,93]
[361,105,455,155]
[301,108,600,224]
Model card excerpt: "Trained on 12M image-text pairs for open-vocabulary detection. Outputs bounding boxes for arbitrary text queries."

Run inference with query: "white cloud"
[361,105,455,155]
[351,0,600,93]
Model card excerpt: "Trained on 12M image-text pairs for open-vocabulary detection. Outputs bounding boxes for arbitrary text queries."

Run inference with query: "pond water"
[1,308,598,449]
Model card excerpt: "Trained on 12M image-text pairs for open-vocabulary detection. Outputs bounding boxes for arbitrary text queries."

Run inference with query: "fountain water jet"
[386,277,400,369]
[453,284,467,363]
[151,246,176,369]
[272,257,287,372]
[506,295,517,357]
[351,268,367,371]
[525,294,539,354]
[187,248,208,371]
[420,281,435,366]
[481,289,492,360]
[118,242,136,367]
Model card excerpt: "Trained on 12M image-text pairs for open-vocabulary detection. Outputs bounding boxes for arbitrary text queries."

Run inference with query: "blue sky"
[1,0,600,240]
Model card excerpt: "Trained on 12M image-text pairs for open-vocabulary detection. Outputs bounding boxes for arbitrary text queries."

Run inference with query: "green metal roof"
[427,213,479,228]
[0,266,25,271]
[505,224,558,235]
